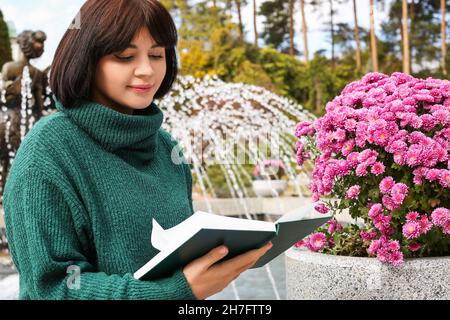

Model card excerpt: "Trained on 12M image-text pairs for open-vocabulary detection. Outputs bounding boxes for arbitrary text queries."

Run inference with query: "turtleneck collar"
[54,96,164,164]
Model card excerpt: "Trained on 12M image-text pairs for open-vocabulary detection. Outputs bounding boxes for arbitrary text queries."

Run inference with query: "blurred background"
[0,0,448,299]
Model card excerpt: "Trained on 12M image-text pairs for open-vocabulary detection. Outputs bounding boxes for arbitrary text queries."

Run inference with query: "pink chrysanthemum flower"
[439,170,450,188]
[425,169,441,182]
[341,140,355,156]
[346,185,361,199]
[373,130,389,145]
[368,203,383,219]
[327,220,338,235]
[368,239,381,255]
[314,203,330,214]
[389,250,404,267]
[371,162,385,175]
[406,211,419,222]
[403,221,421,239]
[346,152,359,167]
[355,163,368,176]
[391,183,409,196]
[379,176,395,194]
[431,208,449,227]
[294,239,306,248]
[307,232,327,252]
[360,230,377,241]
[408,243,422,252]
[443,221,450,235]
[418,215,433,235]
[382,195,400,211]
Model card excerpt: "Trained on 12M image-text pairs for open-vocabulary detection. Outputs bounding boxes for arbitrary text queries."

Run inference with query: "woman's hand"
[183,242,273,300]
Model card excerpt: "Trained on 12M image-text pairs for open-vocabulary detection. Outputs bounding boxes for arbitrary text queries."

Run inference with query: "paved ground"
[209,254,286,300]
[0,256,18,300]
[0,274,18,300]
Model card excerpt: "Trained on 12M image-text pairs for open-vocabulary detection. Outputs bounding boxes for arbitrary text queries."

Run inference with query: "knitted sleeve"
[3,169,197,300]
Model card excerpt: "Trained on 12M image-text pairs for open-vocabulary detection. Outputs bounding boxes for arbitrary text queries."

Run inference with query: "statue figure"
[1,30,47,116]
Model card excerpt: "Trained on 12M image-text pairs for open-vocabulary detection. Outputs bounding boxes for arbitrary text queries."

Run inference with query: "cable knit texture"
[3,96,196,300]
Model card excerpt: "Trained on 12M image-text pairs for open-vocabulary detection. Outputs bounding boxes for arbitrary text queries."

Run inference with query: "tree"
[329,0,335,68]
[253,0,259,48]
[0,10,12,70]
[442,0,447,75]
[289,0,295,56]
[310,0,346,69]
[234,0,246,42]
[259,0,292,53]
[299,0,309,63]
[402,0,410,74]
[382,0,443,76]
[353,0,362,70]
[370,0,379,71]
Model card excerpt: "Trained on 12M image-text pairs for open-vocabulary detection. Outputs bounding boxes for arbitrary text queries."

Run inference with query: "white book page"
[151,211,276,252]
[276,203,332,223]
[151,213,205,251]
[198,211,275,231]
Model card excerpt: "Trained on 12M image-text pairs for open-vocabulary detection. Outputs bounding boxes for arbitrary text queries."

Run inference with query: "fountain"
[157,75,314,218]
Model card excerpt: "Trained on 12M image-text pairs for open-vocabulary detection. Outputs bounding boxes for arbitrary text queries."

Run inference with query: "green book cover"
[134,206,330,280]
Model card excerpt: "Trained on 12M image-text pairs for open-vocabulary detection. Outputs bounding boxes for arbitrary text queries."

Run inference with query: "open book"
[134,204,330,280]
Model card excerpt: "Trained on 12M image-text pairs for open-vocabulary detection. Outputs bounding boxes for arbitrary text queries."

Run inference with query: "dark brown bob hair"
[50,0,178,107]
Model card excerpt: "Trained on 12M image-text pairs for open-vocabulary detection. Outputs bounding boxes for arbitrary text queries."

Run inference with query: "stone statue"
[1,30,47,115]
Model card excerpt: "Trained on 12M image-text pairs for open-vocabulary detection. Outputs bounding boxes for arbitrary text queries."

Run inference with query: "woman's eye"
[114,55,163,61]
[115,55,133,62]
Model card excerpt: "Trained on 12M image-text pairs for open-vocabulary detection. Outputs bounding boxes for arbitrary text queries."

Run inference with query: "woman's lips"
[129,84,154,94]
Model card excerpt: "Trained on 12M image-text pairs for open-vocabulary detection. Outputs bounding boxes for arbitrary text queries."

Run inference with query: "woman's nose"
[134,60,154,78]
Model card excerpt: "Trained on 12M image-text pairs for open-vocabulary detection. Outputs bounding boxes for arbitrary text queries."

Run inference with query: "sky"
[0,0,391,70]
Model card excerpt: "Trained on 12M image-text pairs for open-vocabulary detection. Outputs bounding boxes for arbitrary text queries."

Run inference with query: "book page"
[198,211,275,231]
[150,219,174,252]
[276,202,331,223]
[150,214,205,251]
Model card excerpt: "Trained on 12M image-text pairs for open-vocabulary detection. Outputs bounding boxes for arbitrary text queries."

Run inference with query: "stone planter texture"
[286,247,450,300]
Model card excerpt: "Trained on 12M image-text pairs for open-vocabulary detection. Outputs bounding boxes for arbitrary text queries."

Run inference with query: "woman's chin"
[123,97,154,110]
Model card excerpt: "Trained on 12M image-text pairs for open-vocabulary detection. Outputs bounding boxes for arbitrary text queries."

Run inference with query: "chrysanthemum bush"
[294,72,450,266]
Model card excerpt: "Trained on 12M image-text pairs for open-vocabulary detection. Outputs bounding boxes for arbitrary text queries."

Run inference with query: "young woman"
[3,0,271,300]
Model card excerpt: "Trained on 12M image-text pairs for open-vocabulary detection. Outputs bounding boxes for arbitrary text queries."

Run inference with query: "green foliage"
[233,60,275,90]
[317,224,370,257]
[0,10,12,69]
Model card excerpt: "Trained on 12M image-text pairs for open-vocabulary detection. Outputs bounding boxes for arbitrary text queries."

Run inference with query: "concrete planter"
[286,247,450,300]
[252,180,287,197]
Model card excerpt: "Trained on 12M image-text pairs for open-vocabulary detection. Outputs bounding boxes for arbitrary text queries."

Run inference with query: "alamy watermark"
[170,129,286,168]
[366,264,382,290]
[68,11,81,30]
[66,265,81,290]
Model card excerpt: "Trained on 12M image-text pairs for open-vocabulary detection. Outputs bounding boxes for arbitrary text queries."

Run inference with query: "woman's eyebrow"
[126,43,164,49]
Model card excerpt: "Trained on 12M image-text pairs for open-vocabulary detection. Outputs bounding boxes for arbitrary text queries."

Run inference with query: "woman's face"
[92,27,167,114]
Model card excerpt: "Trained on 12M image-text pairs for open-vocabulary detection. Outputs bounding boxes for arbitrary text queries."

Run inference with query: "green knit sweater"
[3,97,197,300]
